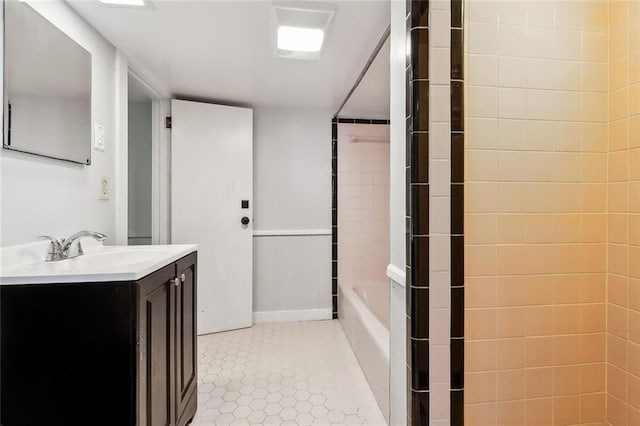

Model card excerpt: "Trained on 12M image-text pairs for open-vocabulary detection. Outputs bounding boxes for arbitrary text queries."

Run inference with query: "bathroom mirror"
[3,1,92,165]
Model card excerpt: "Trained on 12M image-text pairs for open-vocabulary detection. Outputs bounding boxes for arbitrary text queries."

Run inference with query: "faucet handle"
[38,235,62,247]
[38,236,63,261]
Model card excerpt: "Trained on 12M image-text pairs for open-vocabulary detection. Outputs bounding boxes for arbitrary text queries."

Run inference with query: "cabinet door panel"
[175,253,198,425]
[147,285,171,425]
[138,264,175,426]
[1,283,135,426]
[178,267,195,392]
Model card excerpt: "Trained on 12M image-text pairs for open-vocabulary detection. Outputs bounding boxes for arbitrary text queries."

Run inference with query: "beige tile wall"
[337,123,390,305]
[607,2,640,425]
[465,1,610,424]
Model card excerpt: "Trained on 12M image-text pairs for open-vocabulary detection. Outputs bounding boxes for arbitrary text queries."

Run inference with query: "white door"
[171,99,253,335]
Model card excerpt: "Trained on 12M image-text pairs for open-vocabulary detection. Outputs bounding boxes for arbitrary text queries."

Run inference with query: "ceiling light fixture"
[277,26,325,53]
[270,2,335,60]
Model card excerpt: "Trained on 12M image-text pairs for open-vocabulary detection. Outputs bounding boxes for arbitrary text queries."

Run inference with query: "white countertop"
[0,244,198,285]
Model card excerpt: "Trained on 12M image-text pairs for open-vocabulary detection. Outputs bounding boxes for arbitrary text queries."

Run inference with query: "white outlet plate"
[99,176,110,200]
[94,124,105,151]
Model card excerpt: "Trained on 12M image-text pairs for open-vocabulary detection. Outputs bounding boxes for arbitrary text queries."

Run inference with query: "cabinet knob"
[174,277,181,287]
[180,273,186,283]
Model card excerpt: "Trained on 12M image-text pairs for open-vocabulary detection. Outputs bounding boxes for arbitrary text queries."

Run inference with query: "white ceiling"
[339,36,389,119]
[68,0,390,111]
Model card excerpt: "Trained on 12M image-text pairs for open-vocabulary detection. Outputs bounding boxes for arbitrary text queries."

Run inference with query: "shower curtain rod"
[334,25,391,118]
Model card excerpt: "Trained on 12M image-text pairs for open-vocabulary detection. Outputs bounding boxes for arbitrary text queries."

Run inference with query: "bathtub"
[339,283,390,422]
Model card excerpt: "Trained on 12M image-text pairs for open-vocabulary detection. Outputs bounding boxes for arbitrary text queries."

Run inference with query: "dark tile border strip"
[336,118,391,125]
[407,0,430,424]
[331,117,391,320]
[450,0,465,425]
[331,118,338,319]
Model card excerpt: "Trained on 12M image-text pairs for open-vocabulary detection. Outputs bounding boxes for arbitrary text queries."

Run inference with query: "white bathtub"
[339,283,390,423]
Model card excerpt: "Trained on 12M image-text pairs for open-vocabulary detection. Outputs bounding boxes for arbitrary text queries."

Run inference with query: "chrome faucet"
[39,231,107,261]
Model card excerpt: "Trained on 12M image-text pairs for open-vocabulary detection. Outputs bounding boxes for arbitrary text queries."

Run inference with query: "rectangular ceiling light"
[277,26,325,53]
[271,2,335,60]
[98,0,146,6]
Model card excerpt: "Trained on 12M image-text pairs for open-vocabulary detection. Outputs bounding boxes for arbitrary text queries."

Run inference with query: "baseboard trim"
[253,308,333,324]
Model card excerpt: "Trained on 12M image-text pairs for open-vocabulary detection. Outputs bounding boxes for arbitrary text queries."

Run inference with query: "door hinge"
[165,117,172,129]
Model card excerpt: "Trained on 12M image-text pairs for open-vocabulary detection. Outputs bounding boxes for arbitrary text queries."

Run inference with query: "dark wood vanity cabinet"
[0,252,197,426]
[138,253,198,426]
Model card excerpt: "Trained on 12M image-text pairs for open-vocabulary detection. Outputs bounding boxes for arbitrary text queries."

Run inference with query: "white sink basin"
[79,246,176,267]
[0,244,198,285]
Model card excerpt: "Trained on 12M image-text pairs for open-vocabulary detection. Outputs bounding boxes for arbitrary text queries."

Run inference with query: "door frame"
[114,54,171,245]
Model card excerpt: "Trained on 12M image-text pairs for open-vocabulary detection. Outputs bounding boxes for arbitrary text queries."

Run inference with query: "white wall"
[253,107,332,231]
[128,100,152,245]
[389,1,407,425]
[252,107,332,319]
[0,0,117,246]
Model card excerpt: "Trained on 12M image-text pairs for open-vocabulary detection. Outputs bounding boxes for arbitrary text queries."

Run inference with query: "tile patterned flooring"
[190,320,386,426]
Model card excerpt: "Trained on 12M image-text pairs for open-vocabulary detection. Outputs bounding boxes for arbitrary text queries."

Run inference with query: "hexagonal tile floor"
[190,320,386,425]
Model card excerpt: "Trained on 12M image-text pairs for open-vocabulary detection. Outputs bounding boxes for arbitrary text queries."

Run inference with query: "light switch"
[94,124,105,151]
[99,176,110,200]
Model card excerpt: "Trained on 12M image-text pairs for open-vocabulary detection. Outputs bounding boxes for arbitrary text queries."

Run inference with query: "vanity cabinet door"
[174,253,198,426]
[138,263,175,426]
[1,282,136,426]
